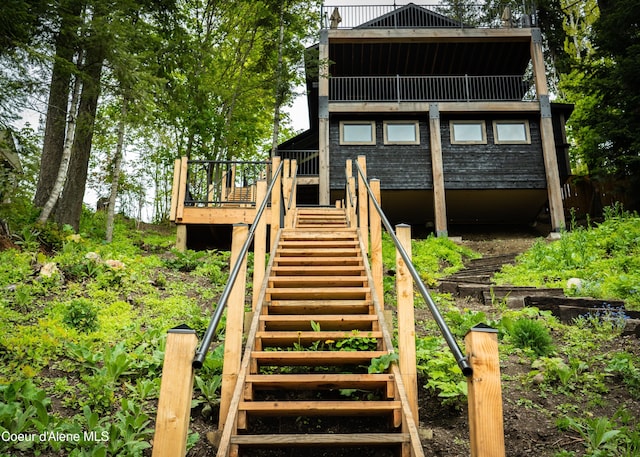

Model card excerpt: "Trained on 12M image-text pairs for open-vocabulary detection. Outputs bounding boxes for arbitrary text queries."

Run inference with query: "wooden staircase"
[219,207,424,457]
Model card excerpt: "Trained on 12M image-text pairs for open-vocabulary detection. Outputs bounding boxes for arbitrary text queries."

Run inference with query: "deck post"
[169,158,181,222]
[152,326,197,457]
[429,104,448,237]
[465,325,505,457]
[219,224,249,430]
[270,157,282,252]
[530,29,565,231]
[395,224,418,423]
[252,180,267,310]
[357,155,369,253]
[175,225,187,252]
[370,179,384,308]
[176,157,188,222]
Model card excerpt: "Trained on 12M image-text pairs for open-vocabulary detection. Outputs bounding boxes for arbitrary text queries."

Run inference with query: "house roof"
[355,3,465,29]
[0,129,22,172]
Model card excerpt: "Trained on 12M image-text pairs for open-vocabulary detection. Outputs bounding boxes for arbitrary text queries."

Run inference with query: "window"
[493,120,531,144]
[383,121,420,145]
[340,121,376,145]
[450,120,487,144]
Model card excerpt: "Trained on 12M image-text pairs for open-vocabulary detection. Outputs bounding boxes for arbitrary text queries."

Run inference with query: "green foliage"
[62,299,99,333]
[416,337,467,409]
[506,318,555,357]
[557,416,624,456]
[368,352,399,374]
[605,352,640,399]
[381,232,479,287]
[444,308,489,338]
[494,208,640,308]
[163,249,207,272]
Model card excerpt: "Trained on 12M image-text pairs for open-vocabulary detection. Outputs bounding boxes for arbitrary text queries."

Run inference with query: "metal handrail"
[192,161,284,369]
[354,160,472,377]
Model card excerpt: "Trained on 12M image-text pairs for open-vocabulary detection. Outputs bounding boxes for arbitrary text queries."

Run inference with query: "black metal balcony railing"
[277,150,319,176]
[185,160,270,206]
[330,75,535,103]
[322,3,537,29]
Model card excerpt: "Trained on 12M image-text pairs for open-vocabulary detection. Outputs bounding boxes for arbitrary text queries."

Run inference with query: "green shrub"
[62,299,99,333]
[508,318,554,356]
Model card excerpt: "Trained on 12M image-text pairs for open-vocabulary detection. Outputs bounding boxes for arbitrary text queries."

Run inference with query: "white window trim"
[449,120,487,145]
[383,120,420,145]
[492,120,531,144]
[340,121,376,145]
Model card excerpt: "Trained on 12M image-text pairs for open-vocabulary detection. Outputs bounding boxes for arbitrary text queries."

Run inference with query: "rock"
[566,277,583,290]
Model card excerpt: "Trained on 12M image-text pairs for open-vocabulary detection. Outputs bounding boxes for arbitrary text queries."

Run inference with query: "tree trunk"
[54,29,105,231]
[105,100,127,242]
[34,1,82,208]
[37,65,82,225]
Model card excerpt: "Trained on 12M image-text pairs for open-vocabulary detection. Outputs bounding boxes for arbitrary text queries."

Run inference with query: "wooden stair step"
[288,226,351,232]
[276,248,359,257]
[281,230,357,239]
[260,314,377,331]
[270,265,364,276]
[268,300,372,315]
[252,350,387,366]
[238,400,401,417]
[268,276,368,287]
[278,240,359,248]
[230,433,409,446]
[245,373,394,391]
[256,330,382,347]
[266,287,370,300]
[273,256,363,266]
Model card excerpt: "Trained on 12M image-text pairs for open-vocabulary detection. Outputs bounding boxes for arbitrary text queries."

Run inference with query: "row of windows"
[339,120,531,146]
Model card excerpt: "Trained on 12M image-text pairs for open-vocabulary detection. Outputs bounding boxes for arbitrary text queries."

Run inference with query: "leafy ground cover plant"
[0,208,226,455]
[493,205,640,308]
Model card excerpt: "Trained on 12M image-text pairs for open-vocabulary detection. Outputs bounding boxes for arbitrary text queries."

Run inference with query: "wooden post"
[152,326,198,457]
[175,225,187,252]
[219,224,249,430]
[175,157,188,221]
[270,157,282,253]
[252,180,267,310]
[169,158,181,222]
[347,177,356,228]
[429,104,448,237]
[530,30,565,231]
[465,325,505,457]
[396,224,418,423]
[318,30,330,206]
[357,156,369,253]
[370,179,384,309]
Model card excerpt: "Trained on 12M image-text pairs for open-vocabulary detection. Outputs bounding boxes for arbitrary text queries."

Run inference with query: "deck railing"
[276,150,319,176]
[331,74,535,103]
[322,2,537,29]
[185,160,270,206]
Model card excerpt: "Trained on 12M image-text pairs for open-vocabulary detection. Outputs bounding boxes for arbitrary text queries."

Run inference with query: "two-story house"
[278,2,572,236]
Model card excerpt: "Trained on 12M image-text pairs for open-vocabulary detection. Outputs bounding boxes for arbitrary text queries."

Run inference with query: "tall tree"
[54,2,108,230]
[33,0,83,207]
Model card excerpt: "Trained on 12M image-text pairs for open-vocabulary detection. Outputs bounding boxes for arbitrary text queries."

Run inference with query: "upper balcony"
[321,2,538,30]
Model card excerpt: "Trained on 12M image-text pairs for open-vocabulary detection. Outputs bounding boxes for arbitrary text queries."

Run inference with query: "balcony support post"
[429,104,448,237]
